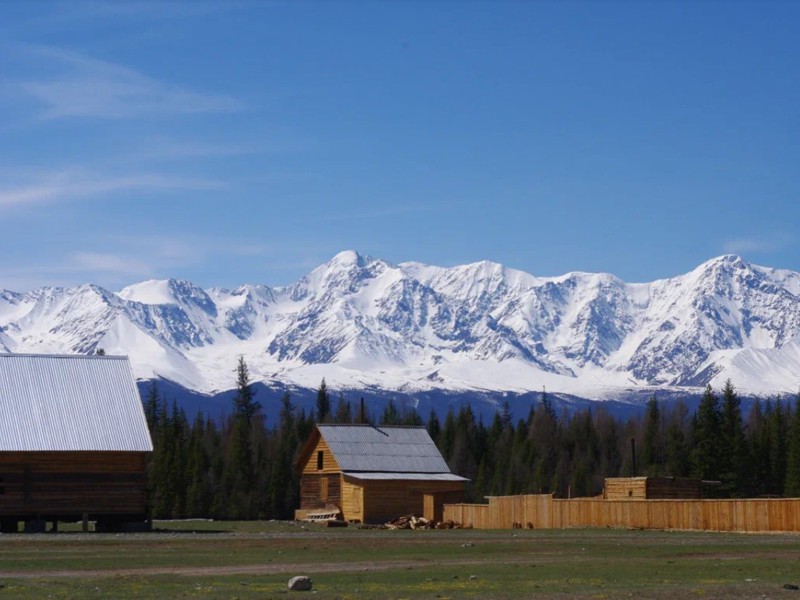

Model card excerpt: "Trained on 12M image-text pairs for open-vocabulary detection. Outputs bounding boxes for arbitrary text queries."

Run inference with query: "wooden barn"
[296,424,467,524]
[0,354,153,532]
[603,476,703,500]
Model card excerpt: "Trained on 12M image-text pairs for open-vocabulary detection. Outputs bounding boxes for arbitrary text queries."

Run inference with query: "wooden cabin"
[603,476,702,500]
[0,354,153,532]
[295,424,466,524]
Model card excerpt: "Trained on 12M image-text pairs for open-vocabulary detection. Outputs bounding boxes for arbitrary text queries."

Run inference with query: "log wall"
[343,478,465,524]
[299,473,342,510]
[0,451,148,518]
[603,477,647,500]
[604,477,702,500]
[443,494,800,532]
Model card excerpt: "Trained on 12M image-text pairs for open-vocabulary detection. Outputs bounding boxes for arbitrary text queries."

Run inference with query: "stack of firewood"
[384,515,461,530]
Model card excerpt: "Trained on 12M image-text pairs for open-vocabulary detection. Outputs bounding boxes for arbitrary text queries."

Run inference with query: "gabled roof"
[0,354,153,452]
[310,424,454,474]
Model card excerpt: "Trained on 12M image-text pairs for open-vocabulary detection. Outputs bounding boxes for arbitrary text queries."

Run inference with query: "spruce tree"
[664,400,691,477]
[785,393,800,496]
[426,409,441,441]
[768,399,788,495]
[271,392,298,518]
[186,412,210,517]
[334,396,353,423]
[642,395,662,475]
[720,379,748,495]
[228,356,261,518]
[381,399,401,425]
[316,379,331,423]
[144,381,159,433]
[692,384,723,482]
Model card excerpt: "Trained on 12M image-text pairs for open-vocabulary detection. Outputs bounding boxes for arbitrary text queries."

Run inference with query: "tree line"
[144,358,800,519]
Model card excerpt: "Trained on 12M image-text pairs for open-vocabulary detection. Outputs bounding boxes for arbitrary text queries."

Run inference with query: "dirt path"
[0,556,529,580]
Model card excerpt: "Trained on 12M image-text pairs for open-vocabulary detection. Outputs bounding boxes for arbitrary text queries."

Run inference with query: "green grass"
[2,523,800,598]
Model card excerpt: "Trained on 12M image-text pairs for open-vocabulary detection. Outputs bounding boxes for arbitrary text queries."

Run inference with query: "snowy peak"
[2,252,800,398]
[119,278,216,316]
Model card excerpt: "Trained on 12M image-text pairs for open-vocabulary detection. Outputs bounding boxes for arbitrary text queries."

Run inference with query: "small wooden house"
[296,424,466,523]
[603,476,702,500]
[0,354,153,532]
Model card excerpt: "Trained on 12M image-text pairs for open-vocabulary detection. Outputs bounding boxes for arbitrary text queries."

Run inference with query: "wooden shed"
[0,354,153,532]
[295,424,467,524]
[603,476,703,500]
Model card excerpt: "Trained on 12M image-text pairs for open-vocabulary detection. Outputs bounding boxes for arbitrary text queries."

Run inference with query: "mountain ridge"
[2,252,799,405]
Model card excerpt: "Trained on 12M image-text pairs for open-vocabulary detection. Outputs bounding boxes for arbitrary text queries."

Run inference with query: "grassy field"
[1,521,800,598]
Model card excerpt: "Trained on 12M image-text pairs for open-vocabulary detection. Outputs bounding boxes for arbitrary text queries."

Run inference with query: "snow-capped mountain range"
[2,251,800,404]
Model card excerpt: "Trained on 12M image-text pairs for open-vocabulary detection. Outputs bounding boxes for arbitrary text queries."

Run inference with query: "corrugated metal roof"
[318,424,451,473]
[0,354,153,452]
[342,471,468,482]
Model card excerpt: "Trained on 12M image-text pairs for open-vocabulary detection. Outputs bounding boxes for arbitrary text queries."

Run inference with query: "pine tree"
[720,379,748,495]
[784,393,800,496]
[692,384,723,482]
[186,412,210,517]
[233,356,261,422]
[169,401,189,516]
[426,409,441,441]
[316,379,331,423]
[664,400,691,477]
[227,356,262,518]
[271,392,298,518]
[144,381,159,433]
[642,395,663,475]
[529,395,559,494]
[747,399,770,496]
[768,399,788,495]
[333,396,353,423]
[381,399,401,425]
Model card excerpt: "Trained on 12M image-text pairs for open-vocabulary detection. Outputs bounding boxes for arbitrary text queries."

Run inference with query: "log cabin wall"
[299,473,342,510]
[645,477,702,499]
[603,477,648,500]
[0,451,148,518]
[359,479,465,524]
[298,435,344,510]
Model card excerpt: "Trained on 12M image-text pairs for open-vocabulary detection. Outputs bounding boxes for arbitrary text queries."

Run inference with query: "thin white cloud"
[722,235,794,255]
[0,170,224,207]
[71,251,153,276]
[13,44,241,120]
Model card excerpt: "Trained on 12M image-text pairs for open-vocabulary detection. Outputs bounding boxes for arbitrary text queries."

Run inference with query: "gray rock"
[288,576,313,592]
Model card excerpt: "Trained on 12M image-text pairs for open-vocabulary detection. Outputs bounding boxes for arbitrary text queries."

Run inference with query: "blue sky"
[1,1,798,291]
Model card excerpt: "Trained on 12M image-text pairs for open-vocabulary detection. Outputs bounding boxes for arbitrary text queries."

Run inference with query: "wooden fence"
[443,494,800,532]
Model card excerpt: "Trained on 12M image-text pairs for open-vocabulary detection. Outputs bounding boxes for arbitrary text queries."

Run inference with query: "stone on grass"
[288,576,313,591]
[784,583,799,591]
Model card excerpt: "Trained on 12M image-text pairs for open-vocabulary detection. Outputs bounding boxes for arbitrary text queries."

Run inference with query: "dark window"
[317,450,324,470]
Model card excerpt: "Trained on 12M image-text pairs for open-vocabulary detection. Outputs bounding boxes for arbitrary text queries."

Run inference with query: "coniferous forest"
[144,358,800,520]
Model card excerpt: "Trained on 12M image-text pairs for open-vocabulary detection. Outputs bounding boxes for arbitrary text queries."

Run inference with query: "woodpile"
[385,514,460,530]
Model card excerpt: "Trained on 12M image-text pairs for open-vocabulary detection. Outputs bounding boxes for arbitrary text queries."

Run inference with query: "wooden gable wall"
[298,434,343,511]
